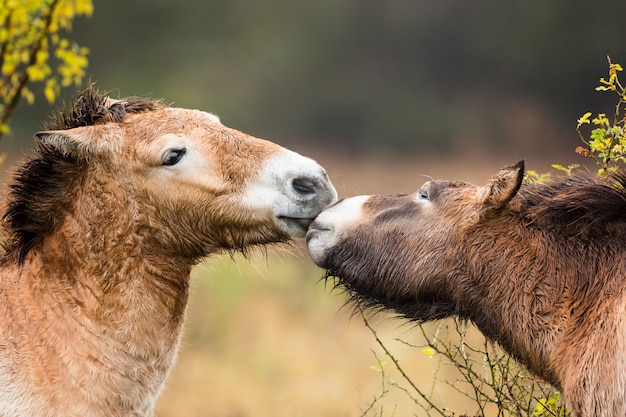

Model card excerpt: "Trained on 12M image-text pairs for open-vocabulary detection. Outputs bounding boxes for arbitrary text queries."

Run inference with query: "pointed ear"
[479,160,525,210]
[35,126,113,159]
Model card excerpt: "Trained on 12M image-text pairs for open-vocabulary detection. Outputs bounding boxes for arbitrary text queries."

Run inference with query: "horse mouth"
[305,221,330,243]
[278,216,315,237]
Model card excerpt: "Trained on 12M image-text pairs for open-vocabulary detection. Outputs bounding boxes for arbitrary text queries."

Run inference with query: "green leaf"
[590,128,607,143]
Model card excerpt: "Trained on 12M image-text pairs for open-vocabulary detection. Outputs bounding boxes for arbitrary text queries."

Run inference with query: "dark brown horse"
[307,161,626,417]
[0,86,337,417]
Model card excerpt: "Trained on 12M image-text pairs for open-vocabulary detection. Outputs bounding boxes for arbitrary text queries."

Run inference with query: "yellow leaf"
[26,65,43,81]
[534,401,547,416]
[577,112,592,126]
[75,0,94,17]
[421,347,436,356]
[44,84,55,103]
[369,361,386,371]
[21,88,34,104]
[35,49,48,64]
[2,62,15,76]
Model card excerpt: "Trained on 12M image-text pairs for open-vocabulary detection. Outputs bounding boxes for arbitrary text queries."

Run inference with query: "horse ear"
[35,126,105,159]
[479,160,524,210]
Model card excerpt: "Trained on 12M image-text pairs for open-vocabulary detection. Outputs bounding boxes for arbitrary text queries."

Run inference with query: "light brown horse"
[307,161,626,417]
[0,86,337,417]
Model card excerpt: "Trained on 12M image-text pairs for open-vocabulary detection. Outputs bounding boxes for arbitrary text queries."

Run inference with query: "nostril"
[292,176,319,196]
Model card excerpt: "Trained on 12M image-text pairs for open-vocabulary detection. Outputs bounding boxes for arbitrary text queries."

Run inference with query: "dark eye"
[162,148,186,166]
[418,185,429,200]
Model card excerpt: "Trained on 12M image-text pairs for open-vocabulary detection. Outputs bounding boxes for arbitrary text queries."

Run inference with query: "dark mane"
[2,151,85,265]
[2,86,164,265]
[44,84,164,130]
[522,169,626,237]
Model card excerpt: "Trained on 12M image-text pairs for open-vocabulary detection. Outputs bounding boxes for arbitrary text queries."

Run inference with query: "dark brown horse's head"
[306,160,526,319]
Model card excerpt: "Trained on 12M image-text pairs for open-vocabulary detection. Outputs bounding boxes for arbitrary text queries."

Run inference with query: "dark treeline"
[8,0,626,156]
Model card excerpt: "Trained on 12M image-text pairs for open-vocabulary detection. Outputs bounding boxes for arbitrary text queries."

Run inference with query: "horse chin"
[305,227,334,267]
[277,216,315,238]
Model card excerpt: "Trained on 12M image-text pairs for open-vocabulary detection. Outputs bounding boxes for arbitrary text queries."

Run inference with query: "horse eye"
[162,148,186,166]
[418,186,429,200]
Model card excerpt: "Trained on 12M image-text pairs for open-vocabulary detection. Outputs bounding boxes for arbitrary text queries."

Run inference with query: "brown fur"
[311,161,626,417]
[0,86,336,417]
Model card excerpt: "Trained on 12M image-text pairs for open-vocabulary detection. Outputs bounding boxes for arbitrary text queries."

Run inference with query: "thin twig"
[359,306,447,416]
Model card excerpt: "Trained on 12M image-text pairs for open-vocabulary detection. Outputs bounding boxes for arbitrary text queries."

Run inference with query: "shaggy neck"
[41,171,193,324]
[12,169,194,414]
[460,226,571,387]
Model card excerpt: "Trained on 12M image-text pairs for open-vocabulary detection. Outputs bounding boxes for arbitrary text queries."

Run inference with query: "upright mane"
[44,84,164,130]
[2,86,164,265]
[522,169,626,237]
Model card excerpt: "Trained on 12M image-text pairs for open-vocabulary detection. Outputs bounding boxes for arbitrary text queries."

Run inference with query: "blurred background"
[3,0,626,415]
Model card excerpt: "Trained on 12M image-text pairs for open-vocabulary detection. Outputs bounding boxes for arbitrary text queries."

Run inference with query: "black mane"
[2,85,163,265]
[522,169,626,237]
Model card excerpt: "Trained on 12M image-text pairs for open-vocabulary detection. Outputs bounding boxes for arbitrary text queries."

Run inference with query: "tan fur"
[0,87,336,417]
[308,161,626,417]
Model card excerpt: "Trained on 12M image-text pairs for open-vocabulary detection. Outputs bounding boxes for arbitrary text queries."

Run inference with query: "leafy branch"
[576,56,626,174]
[360,315,567,416]
[0,0,93,140]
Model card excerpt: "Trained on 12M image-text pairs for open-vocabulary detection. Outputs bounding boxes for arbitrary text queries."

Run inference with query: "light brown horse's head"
[5,87,338,263]
[0,87,338,417]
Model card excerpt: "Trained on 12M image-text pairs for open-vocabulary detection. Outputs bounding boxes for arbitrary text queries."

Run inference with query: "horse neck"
[0,181,193,415]
[28,169,193,348]
[461,228,574,386]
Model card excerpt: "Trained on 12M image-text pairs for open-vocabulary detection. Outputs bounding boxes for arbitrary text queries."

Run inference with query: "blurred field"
[153,152,546,417]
